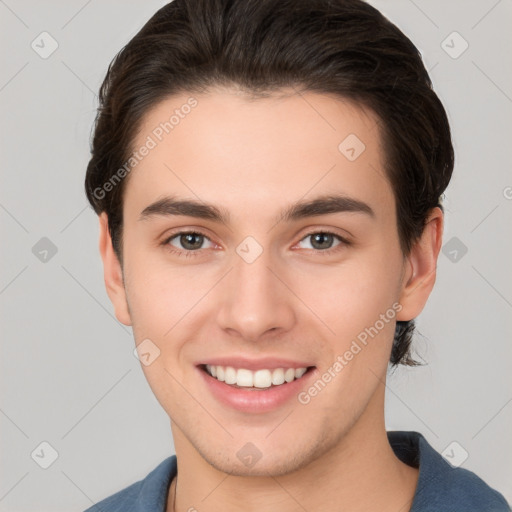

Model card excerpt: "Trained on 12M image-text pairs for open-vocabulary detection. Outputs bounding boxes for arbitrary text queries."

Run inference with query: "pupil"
[312,233,332,250]
[182,233,203,250]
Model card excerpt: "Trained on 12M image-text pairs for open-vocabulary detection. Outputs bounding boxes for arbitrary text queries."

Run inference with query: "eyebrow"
[138,194,375,224]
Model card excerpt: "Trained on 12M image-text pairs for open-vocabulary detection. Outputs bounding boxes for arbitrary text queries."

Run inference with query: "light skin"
[98,87,443,511]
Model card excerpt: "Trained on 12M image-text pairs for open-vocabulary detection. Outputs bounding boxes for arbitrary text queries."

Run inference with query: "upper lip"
[197,357,315,371]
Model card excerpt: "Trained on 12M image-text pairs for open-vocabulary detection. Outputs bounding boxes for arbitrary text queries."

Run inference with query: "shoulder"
[83,455,177,512]
[388,431,511,512]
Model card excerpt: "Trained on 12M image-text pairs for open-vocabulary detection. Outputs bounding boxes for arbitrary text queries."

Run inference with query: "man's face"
[108,88,411,476]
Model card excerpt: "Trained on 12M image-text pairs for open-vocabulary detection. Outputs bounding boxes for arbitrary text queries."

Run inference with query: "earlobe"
[98,213,132,326]
[396,207,444,321]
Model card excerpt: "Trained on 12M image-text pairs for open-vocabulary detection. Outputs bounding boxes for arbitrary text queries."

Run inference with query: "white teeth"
[204,365,309,388]
[295,368,307,379]
[253,369,272,388]
[284,368,295,383]
[271,368,285,385]
[224,366,237,385]
[236,368,253,387]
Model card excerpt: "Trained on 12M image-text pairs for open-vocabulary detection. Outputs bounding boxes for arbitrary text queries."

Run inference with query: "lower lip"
[197,366,316,414]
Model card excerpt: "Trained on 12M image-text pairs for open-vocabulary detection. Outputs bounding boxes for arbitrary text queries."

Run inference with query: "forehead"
[124,88,394,223]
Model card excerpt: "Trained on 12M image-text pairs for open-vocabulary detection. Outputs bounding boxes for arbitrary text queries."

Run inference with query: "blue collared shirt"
[84,431,510,511]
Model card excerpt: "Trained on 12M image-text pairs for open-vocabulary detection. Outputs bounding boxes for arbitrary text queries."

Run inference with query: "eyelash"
[161,229,351,258]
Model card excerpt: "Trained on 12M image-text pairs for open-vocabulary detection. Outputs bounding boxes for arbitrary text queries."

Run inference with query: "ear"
[396,207,444,321]
[98,212,132,326]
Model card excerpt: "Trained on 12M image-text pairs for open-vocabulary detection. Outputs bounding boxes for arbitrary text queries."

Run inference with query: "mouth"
[195,356,318,413]
[198,363,316,390]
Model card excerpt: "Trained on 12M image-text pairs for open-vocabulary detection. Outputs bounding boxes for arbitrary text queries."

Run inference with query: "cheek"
[123,253,221,391]
[125,258,198,407]
[124,251,210,335]
[296,257,402,413]
[305,254,401,331]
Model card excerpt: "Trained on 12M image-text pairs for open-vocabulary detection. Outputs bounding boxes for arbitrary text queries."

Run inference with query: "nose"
[216,247,296,342]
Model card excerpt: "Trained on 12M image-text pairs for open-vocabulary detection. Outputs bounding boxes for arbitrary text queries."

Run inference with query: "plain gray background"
[1,1,511,510]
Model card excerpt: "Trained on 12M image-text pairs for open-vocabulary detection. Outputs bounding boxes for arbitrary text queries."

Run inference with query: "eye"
[161,229,350,258]
[163,231,215,256]
[296,231,349,252]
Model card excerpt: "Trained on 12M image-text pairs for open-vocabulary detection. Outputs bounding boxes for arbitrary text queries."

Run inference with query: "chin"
[197,434,333,478]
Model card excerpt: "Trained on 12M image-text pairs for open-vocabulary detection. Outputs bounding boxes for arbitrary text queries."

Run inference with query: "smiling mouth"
[199,364,316,390]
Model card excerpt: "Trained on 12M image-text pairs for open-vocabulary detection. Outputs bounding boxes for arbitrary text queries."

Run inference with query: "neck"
[167,386,418,512]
